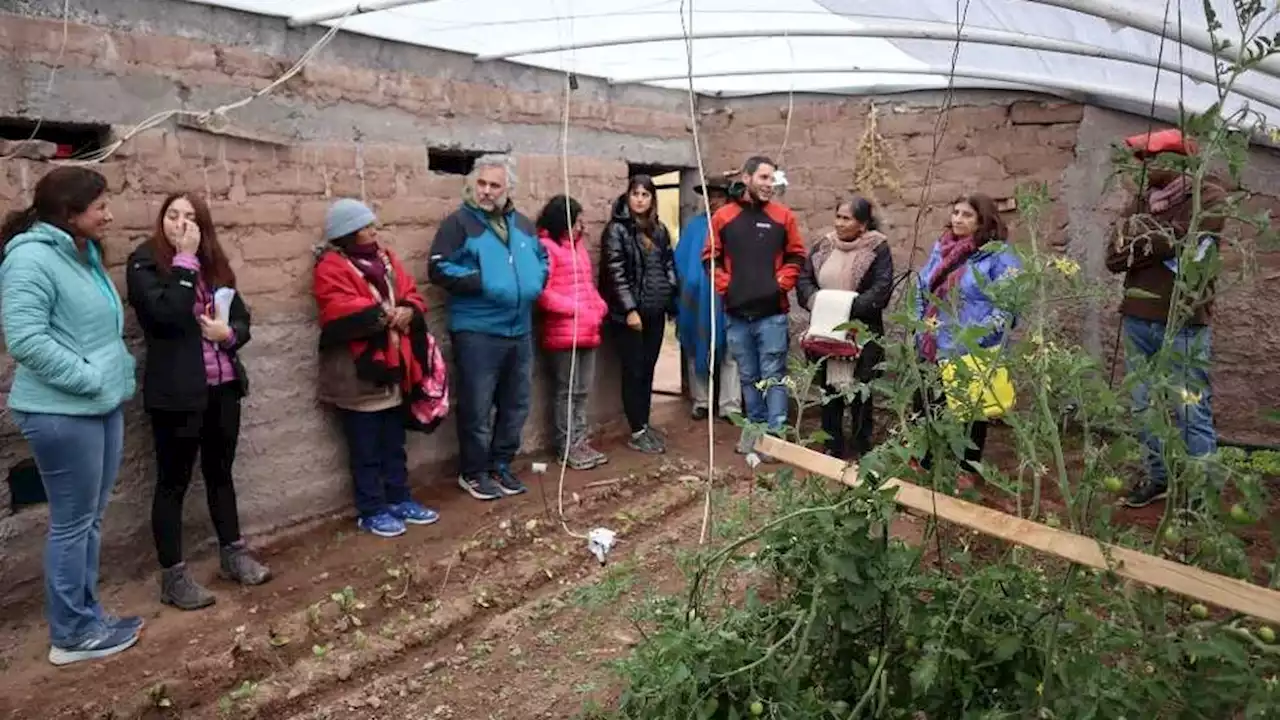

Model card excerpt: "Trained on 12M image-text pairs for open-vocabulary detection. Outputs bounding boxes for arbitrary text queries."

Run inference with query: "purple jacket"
[915,239,1021,359]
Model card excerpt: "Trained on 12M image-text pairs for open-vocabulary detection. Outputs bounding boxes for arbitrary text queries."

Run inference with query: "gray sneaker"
[160,563,216,611]
[564,444,599,471]
[627,427,666,454]
[220,542,271,586]
[579,442,609,468]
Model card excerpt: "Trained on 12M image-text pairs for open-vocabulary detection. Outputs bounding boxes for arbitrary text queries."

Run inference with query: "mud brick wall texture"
[702,96,1280,448]
[0,2,692,606]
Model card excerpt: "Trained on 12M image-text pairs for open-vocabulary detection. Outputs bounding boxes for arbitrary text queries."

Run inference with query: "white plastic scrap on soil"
[532,460,616,564]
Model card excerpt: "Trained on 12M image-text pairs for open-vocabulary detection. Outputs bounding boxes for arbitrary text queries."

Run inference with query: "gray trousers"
[547,348,595,455]
[686,352,742,417]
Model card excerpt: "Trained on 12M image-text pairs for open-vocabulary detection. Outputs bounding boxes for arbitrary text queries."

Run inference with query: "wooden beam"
[755,435,1280,625]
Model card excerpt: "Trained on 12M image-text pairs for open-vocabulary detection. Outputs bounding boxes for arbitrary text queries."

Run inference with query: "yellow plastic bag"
[940,352,1016,421]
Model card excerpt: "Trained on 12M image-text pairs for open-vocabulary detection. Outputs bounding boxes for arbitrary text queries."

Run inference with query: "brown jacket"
[1105,170,1227,326]
[317,348,402,412]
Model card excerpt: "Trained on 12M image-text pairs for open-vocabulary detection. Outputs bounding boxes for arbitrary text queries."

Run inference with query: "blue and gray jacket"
[428,194,549,337]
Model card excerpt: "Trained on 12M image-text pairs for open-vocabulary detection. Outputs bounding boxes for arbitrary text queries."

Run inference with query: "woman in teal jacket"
[0,167,141,666]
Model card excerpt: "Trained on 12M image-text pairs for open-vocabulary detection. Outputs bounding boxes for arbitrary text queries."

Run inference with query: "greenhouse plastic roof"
[187,0,1280,126]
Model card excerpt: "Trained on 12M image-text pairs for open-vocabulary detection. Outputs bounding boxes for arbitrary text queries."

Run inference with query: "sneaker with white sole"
[459,473,502,501]
[48,624,139,666]
[492,465,528,496]
[358,512,407,538]
[389,500,440,525]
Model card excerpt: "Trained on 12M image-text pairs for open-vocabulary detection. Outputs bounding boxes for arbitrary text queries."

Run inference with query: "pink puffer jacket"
[537,230,608,351]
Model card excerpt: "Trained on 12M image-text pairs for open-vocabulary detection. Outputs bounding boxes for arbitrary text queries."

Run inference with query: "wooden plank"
[755,435,1280,625]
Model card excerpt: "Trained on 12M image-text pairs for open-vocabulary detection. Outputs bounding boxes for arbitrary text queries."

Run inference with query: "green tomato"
[1229,504,1253,524]
[867,651,880,668]
[905,636,919,651]
[1162,526,1181,544]
[750,700,764,716]
[1259,626,1277,644]
[1190,603,1209,620]
[1102,475,1125,494]
[831,701,850,714]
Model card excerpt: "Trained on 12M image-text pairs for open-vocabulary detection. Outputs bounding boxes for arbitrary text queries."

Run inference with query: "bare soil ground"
[0,408,1271,720]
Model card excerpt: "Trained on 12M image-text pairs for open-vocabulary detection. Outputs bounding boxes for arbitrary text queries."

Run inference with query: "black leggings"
[614,310,666,433]
[913,386,988,472]
[150,383,244,569]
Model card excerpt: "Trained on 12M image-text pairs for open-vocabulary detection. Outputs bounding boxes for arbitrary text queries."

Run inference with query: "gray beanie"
[324,198,376,242]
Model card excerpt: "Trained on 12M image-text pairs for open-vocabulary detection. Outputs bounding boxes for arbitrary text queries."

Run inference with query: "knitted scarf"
[919,231,980,363]
[816,229,885,292]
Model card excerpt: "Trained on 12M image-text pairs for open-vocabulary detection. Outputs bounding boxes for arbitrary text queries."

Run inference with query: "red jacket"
[537,230,608,351]
[702,198,807,319]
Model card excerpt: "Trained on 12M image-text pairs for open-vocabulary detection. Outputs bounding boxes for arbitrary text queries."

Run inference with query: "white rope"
[678,0,718,546]
[57,9,354,166]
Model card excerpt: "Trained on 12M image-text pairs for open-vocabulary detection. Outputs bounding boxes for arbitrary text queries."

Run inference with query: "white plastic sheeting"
[185,0,1280,124]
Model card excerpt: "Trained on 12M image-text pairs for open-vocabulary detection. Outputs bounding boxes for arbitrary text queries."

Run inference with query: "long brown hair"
[951,193,1008,245]
[150,193,236,288]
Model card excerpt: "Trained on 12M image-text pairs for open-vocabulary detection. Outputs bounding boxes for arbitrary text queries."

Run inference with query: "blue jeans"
[339,407,410,518]
[1124,316,1217,487]
[13,408,124,648]
[452,331,533,476]
[725,313,790,432]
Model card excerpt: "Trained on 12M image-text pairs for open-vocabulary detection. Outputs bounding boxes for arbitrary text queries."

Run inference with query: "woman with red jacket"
[536,195,609,470]
[312,199,443,538]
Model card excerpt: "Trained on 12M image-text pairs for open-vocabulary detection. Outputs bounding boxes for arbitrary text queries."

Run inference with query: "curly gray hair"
[468,153,518,191]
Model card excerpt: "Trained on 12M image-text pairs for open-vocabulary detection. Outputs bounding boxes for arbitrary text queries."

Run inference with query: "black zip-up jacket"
[598,195,677,323]
[127,243,251,411]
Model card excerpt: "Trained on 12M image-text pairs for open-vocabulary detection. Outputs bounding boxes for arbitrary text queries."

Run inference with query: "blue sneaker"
[104,615,144,633]
[358,512,406,538]
[48,624,139,666]
[492,466,528,496]
[389,500,439,526]
[458,473,502,501]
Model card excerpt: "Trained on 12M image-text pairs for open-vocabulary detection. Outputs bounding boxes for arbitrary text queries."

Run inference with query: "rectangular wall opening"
[0,118,110,159]
[428,147,486,176]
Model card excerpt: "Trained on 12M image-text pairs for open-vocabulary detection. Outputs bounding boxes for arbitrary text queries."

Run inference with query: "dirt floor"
[0,401,757,720]
[0,405,1273,720]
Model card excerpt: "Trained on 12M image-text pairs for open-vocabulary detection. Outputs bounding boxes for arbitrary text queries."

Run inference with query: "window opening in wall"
[627,163,683,188]
[0,118,110,160]
[428,148,489,176]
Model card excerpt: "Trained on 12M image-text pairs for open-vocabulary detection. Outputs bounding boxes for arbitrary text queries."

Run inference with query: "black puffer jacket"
[598,194,677,323]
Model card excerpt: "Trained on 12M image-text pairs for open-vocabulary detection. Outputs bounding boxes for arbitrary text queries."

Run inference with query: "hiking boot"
[358,512,407,538]
[492,465,528,496]
[389,500,439,526]
[627,427,665,454]
[48,624,139,666]
[220,542,272,586]
[691,406,709,421]
[579,443,609,468]
[564,444,599,471]
[459,473,502,501]
[1124,480,1168,509]
[160,563,216,611]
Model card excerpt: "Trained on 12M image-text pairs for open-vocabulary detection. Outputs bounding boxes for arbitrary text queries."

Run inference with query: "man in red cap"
[1106,128,1225,508]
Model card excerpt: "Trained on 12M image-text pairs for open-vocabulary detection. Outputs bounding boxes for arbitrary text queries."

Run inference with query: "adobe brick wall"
[700,93,1280,447]
[0,1,686,606]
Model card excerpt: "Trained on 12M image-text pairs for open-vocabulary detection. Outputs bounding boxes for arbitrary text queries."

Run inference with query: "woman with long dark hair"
[0,167,141,664]
[599,175,677,454]
[126,193,270,611]
[796,196,894,459]
[535,195,610,470]
[914,193,1021,483]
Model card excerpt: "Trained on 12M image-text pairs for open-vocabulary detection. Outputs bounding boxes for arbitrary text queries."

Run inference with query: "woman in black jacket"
[126,193,270,612]
[598,175,677,454]
[795,196,894,459]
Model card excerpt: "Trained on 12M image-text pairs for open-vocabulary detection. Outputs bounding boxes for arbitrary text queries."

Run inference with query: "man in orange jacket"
[703,155,807,453]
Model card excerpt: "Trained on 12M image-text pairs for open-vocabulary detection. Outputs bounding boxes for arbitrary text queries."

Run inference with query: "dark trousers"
[614,310,666,433]
[452,331,534,476]
[818,364,876,459]
[913,386,988,472]
[149,383,243,569]
[339,407,410,519]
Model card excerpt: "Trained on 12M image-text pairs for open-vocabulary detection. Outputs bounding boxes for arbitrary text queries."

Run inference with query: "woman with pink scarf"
[796,197,894,459]
[913,193,1021,485]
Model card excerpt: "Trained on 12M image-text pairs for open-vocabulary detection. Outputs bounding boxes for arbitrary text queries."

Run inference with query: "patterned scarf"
[343,242,389,299]
[919,231,980,363]
[815,229,885,292]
